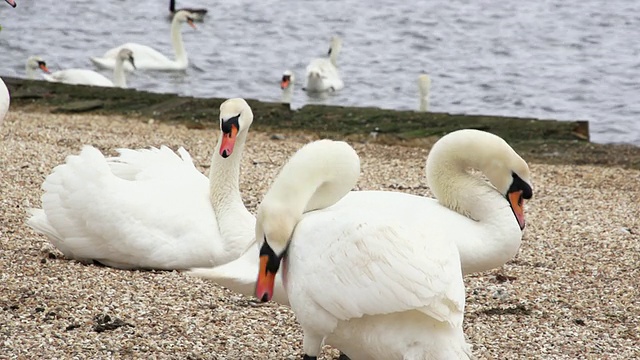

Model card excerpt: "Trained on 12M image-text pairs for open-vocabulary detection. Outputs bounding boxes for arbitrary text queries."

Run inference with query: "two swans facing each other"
[41,49,135,88]
[27,98,256,270]
[190,129,533,310]
[91,10,196,72]
[253,138,476,359]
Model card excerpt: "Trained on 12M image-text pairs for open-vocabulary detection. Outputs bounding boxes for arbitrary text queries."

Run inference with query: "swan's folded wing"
[292,215,466,328]
[28,145,219,269]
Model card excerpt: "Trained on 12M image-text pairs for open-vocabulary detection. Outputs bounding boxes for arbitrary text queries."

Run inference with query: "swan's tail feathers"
[26,146,112,261]
[26,208,63,244]
[108,146,199,180]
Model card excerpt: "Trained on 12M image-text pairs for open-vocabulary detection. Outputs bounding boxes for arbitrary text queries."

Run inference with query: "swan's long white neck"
[208,129,255,263]
[25,64,38,80]
[113,57,127,88]
[281,83,294,104]
[419,95,429,112]
[259,140,360,253]
[426,131,523,274]
[170,17,189,67]
[329,40,341,67]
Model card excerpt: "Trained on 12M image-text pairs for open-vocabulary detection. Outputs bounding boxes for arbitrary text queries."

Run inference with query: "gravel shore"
[1,110,638,359]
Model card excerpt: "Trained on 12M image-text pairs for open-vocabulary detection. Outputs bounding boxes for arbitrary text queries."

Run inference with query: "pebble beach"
[1,110,638,359]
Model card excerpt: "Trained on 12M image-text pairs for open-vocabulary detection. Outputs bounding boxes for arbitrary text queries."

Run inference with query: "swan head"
[25,56,50,74]
[218,98,253,158]
[281,70,294,90]
[173,10,197,29]
[428,129,533,230]
[327,35,342,56]
[5,0,16,8]
[117,48,136,69]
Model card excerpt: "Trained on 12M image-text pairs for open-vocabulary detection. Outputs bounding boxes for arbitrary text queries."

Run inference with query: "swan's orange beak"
[508,190,526,230]
[219,124,238,158]
[281,78,290,90]
[39,63,50,73]
[256,254,276,302]
[187,18,196,29]
[5,0,17,8]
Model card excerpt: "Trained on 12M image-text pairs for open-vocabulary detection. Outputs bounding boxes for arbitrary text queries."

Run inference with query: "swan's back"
[92,43,167,71]
[305,58,343,92]
[43,69,114,87]
[27,145,224,269]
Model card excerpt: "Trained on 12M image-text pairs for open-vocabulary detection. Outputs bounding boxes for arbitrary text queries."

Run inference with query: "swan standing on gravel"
[305,36,344,93]
[418,73,431,112]
[42,49,135,88]
[280,70,295,105]
[169,0,207,21]
[27,98,256,270]
[189,129,533,307]
[90,10,196,71]
[25,56,50,79]
[253,139,473,359]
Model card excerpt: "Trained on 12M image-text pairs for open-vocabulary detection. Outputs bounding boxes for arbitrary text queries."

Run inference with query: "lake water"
[1,0,639,145]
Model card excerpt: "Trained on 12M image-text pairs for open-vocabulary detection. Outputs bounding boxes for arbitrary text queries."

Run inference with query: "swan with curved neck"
[169,0,207,21]
[280,70,295,105]
[254,139,472,360]
[25,56,51,79]
[90,10,196,71]
[190,129,532,306]
[418,73,430,112]
[42,49,135,88]
[27,98,256,269]
[305,36,344,93]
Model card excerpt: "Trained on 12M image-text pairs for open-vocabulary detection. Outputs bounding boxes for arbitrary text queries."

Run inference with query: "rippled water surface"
[1,0,639,145]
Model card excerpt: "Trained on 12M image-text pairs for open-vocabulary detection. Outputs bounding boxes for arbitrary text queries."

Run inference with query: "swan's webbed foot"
[337,353,351,360]
[302,355,317,360]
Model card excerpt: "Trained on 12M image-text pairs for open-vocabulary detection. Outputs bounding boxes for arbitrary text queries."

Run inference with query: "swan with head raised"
[169,0,207,21]
[418,73,431,112]
[253,139,472,360]
[280,70,295,105]
[90,10,196,71]
[304,36,344,93]
[27,98,256,269]
[25,56,51,79]
[189,129,532,308]
[42,49,135,88]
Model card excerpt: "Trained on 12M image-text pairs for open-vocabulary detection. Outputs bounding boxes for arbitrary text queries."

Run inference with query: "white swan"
[169,0,207,21]
[90,10,196,71]
[27,98,256,270]
[304,36,344,92]
[253,139,472,359]
[25,56,50,79]
[189,129,533,307]
[42,49,135,88]
[0,77,9,128]
[4,0,16,8]
[280,70,294,105]
[418,73,431,112]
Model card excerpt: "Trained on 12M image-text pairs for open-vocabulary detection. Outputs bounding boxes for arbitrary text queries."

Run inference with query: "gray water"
[1,0,639,145]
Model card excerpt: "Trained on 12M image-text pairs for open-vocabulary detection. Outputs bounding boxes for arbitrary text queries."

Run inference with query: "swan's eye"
[38,61,46,67]
[509,172,533,199]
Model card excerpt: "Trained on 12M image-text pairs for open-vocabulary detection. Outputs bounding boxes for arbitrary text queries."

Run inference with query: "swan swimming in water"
[280,70,295,105]
[27,98,256,270]
[90,10,196,71]
[304,36,344,93]
[189,129,533,309]
[42,49,135,88]
[253,139,473,359]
